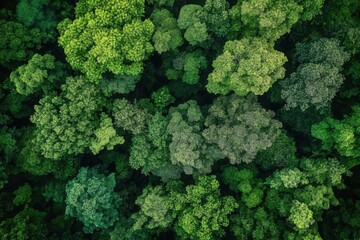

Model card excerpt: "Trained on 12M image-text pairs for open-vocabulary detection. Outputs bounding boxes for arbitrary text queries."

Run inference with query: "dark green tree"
[65,167,121,233]
[255,131,298,170]
[129,112,181,181]
[0,207,48,240]
[0,16,43,67]
[16,0,71,40]
[167,100,217,175]
[165,50,207,85]
[223,166,265,208]
[13,183,32,206]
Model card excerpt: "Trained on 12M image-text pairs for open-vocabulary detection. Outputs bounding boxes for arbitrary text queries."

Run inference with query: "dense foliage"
[0,0,359,239]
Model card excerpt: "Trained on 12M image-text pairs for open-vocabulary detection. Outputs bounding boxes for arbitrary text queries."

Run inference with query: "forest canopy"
[0,0,359,239]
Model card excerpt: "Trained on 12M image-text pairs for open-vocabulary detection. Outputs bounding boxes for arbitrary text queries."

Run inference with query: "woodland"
[0,0,359,239]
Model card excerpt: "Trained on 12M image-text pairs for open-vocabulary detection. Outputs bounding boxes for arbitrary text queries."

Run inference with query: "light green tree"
[10,54,65,95]
[207,38,287,96]
[203,94,282,164]
[58,0,154,81]
[312,105,360,158]
[173,176,238,240]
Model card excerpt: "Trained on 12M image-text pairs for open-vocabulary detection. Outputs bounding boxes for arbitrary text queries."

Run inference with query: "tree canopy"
[0,0,359,239]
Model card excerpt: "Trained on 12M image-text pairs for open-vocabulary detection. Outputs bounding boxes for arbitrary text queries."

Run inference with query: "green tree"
[267,158,348,230]
[311,105,360,158]
[58,0,154,81]
[228,0,323,41]
[99,74,141,96]
[223,166,265,208]
[112,99,149,134]
[177,4,210,46]
[151,9,183,53]
[0,207,48,240]
[89,114,125,155]
[129,112,181,181]
[197,0,230,38]
[65,167,121,233]
[236,0,302,41]
[294,38,349,68]
[16,0,71,40]
[31,76,123,160]
[288,200,314,229]
[255,131,298,170]
[132,185,176,231]
[13,183,32,206]
[0,18,43,67]
[203,94,282,164]
[150,87,175,111]
[165,50,207,85]
[9,54,65,95]
[296,0,325,21]
[173,175,238,240]
[110,216,150,240]
[230,204,281,240]
[17,128,79,179]
[207,38,287,96]
[281,38,349,111]
[167,100,217,175]
[281,63,344,111]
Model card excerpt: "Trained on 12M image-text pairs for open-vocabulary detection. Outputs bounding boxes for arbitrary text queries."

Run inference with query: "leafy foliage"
[203,94,282,164]
[31,76,123,159]
[173,175,238,240]
[232,0,301,41]
[0,18,43,67]
[281,38,350,111]
[16,0,71,40]
[132,185,176,231]
[207,38,287,96]
[13,183,32,206]
[312,105,360,158]
[167,100,215,175]
[58,0,154,81]
[0,207,47,240]
[165,50,207,85]
[129,112,179,181]
[112,99,149,134]
[65,167,121,233]
[223,166,265,208]
[151,9,183,53]
[10,54,65,95]
[0,0,358,239]
[255,131,298,170]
